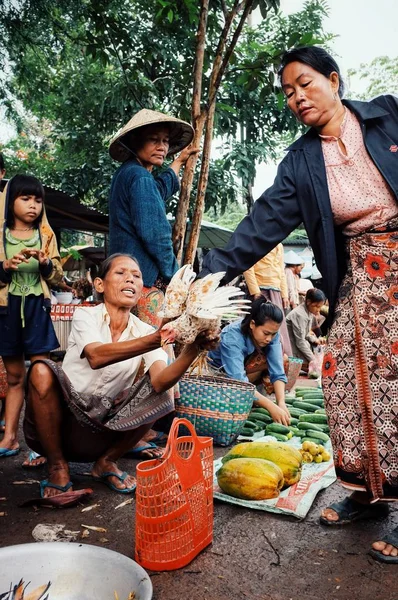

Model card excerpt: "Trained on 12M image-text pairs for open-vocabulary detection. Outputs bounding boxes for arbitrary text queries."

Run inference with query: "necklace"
[10,226,34,232]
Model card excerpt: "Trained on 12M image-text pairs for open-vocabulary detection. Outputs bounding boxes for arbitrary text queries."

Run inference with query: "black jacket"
[202,95,398,322]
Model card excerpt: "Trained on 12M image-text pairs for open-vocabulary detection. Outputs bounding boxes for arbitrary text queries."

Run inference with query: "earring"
[333,92,337,101]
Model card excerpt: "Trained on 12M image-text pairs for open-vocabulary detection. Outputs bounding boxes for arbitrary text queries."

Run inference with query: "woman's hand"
[3,251,30,271]
[268,403,291,426]
[191,328,220,352]
[170,144,200,174]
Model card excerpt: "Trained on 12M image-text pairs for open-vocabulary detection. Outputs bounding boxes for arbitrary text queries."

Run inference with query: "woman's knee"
[28,362,57,397]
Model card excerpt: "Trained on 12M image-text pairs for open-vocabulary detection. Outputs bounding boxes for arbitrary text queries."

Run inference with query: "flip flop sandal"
[22,450,48,469]
[369,526,398,564]
[320,496,390,526]
[40,479,73,498]
[0,447,20,458]
[92,470,136,494]
[124,441,164,460]
[149,431,168,445]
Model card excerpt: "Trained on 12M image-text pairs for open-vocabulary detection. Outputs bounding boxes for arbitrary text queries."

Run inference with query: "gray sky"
[253,0,398,196]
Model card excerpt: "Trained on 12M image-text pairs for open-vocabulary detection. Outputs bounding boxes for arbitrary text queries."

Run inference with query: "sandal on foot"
[0,447,20,458]
[22,451,47,469]
[92,471,136,494]
[369,526,398,564]
[320,496,389,526]
[124,441,164,460]
[40,479,73,498]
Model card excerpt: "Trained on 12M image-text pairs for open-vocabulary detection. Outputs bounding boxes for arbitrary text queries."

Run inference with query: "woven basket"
[176,374,255,446]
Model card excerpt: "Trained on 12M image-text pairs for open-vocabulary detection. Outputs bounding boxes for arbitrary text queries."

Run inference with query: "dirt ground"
[0,406,396,600]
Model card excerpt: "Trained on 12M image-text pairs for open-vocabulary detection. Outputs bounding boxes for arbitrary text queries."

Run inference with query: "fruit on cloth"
[217,457,284,500]
[299,441,331,463]
[222,441,302,487]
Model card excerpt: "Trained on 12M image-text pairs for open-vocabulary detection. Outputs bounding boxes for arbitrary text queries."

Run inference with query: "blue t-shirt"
[208,319,287,384]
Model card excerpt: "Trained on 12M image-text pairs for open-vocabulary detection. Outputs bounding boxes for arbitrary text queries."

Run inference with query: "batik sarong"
[323,223,398,502]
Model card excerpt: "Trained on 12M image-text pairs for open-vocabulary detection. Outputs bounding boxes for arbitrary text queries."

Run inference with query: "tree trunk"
[172,0,209,263]
[184,101,216,265]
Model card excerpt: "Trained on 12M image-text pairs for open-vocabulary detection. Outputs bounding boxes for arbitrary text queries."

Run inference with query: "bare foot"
[91,459,136,492]
[372,540,398,558]
[0,437,19,452]
[22,452,47,468]
[42,464,72,498]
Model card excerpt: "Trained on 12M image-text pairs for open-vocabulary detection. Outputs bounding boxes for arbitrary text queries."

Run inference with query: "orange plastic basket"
[135,418,214,571]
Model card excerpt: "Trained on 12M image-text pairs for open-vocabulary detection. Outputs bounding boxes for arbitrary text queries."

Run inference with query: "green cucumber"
[265,422,291,435]
[301,436,325,446]
[249,412,273,424]
[285,396,295,405]
[299,413,328,424]
[297,421,325,432]
[251,407,271,417]
[288,407,307,418]
[267,432,289,442]
[289,426,301,436]
[244,420,262,432]
[306,429,330,442]
[240,427,255,437]
[293,401,319,413]
[315,408,327,415]
[289,417,299,427]
[296,398,324,407]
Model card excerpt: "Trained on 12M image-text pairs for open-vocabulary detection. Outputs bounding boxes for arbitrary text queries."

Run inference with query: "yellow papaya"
[217,458,284,500]
[222,441,302,487]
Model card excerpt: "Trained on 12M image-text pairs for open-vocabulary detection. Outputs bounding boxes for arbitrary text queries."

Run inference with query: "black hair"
[6,174,45,228]
[0,154,5,172]
[305,288,326,304]
[95,253,140,302]
[241,297,283,337]
[278,46,345,98]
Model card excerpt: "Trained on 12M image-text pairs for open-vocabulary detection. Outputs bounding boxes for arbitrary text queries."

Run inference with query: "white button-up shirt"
[62,304,168,397]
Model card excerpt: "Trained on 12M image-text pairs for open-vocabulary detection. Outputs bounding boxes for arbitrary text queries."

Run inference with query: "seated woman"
[286,288,327,369]
[208,298,290,425]
[23,253,218,497]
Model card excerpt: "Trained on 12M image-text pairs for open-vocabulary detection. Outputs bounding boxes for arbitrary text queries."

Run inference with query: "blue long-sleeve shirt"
[208,319,287,384]
[109,159,179,287]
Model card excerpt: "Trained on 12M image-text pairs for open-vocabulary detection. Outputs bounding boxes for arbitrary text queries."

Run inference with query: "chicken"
[161,264,196,318]
[160,267,250,345]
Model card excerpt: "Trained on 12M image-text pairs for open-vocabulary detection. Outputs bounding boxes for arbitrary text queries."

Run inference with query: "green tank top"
[5,228,43,327]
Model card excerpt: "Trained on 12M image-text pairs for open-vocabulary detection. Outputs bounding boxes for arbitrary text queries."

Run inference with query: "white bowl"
[54,292,73,304]
[0,543,153,600]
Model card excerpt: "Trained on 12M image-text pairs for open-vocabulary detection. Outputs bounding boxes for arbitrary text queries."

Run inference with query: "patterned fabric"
[0,357,8,398]
[134,286,165,329]
[27,359,174,433]
[323,221,398,501]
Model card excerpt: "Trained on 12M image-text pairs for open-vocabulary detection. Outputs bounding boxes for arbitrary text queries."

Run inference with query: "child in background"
[0,175,63,464]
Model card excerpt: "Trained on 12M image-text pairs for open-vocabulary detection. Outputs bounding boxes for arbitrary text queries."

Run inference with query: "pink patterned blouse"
[320,108,398,236]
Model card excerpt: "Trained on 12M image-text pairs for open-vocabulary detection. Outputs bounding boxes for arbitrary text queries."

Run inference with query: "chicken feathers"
[160,266,250,345]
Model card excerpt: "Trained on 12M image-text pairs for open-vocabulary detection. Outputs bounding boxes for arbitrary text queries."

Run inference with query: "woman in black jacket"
[202,46,398,563]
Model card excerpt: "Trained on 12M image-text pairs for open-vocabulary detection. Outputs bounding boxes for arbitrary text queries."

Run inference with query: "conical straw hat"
[109,109,194,162]
[284,250,304,265]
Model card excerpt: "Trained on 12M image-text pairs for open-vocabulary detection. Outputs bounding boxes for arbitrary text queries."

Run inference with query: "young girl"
[0,174,63,462]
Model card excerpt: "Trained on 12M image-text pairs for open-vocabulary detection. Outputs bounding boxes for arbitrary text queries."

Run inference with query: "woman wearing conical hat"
[108,109,198,328]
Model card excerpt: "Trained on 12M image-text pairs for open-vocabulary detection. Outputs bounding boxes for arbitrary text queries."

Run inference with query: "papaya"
[221,441,302,487]
[216,457,284,500]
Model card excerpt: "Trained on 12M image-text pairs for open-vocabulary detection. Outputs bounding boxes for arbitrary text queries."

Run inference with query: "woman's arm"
[253,388,290,426]
[149,332,219,393]
[83,331,162,370]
